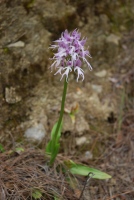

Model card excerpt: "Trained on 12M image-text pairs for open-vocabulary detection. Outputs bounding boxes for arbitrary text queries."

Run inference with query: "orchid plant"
[46,29,111,180]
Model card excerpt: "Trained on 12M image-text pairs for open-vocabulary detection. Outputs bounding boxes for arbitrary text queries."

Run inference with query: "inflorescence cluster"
[50,29,92,81]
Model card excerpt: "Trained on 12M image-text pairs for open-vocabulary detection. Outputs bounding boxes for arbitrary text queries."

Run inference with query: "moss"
[107,3,134,32]
[3,47,10,54]
[23,0,35,13]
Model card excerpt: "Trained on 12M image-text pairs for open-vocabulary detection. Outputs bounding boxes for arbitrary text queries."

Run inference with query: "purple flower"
[50,29,92,81]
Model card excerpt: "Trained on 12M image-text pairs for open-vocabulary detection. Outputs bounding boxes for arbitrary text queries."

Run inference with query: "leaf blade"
[64,160,111,180]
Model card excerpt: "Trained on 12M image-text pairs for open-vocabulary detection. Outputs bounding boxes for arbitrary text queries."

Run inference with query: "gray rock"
[106,34,121,45]
[24,123,45,142]
[85,151,93,160]
[5,87,21,104]
[76,136,87,146]
[95,69,107,78]
[91,84,103,93]
[7,41,25,48]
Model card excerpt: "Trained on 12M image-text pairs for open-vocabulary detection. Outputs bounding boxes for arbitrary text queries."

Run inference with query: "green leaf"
[46,140,52,154]
[0,144,5,152]
[51,121,62,142]
[49,143,60,165]
[64,160,111,180]
[32,189,42,199]
[46,121,62,154]
[45,121,62,165]
[15,147,24,154]
[54,196,60,200]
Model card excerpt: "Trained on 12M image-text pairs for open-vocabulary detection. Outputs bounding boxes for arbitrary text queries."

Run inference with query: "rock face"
[0,0,133,142]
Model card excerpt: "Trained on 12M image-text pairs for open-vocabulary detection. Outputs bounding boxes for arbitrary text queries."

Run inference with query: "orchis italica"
[46,29,92,165]
[50,29,92,81]
[46,30,111,181]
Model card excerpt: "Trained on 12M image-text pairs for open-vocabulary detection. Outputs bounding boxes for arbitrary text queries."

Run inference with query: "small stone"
[78,21,84,28]
[91,84,102,93]
[95,70,107,78]
[76,136,87,146]
[5,87,21,104]
[106,34,121,45]
[85,151,93,159]
[24,123,45,142]
[7,41,25,48]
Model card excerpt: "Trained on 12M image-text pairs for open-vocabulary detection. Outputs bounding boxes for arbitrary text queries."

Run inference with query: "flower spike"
[50,29,92,81]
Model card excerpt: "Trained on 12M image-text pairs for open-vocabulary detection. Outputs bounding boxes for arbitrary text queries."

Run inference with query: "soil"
[0,0,134,199]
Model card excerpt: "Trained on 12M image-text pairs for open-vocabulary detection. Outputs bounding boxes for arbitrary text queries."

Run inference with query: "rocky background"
[0,0,134,151]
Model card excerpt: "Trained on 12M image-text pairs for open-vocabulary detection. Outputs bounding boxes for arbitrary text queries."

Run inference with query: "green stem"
[56,78,68,137]
[50,78,68,164]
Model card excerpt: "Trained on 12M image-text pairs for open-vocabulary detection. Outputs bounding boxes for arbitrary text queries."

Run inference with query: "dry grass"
[0,150,78,200]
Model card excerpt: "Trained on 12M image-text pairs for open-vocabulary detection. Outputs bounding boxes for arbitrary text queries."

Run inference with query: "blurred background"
[0,0,134,198]
[0,0,134,169]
